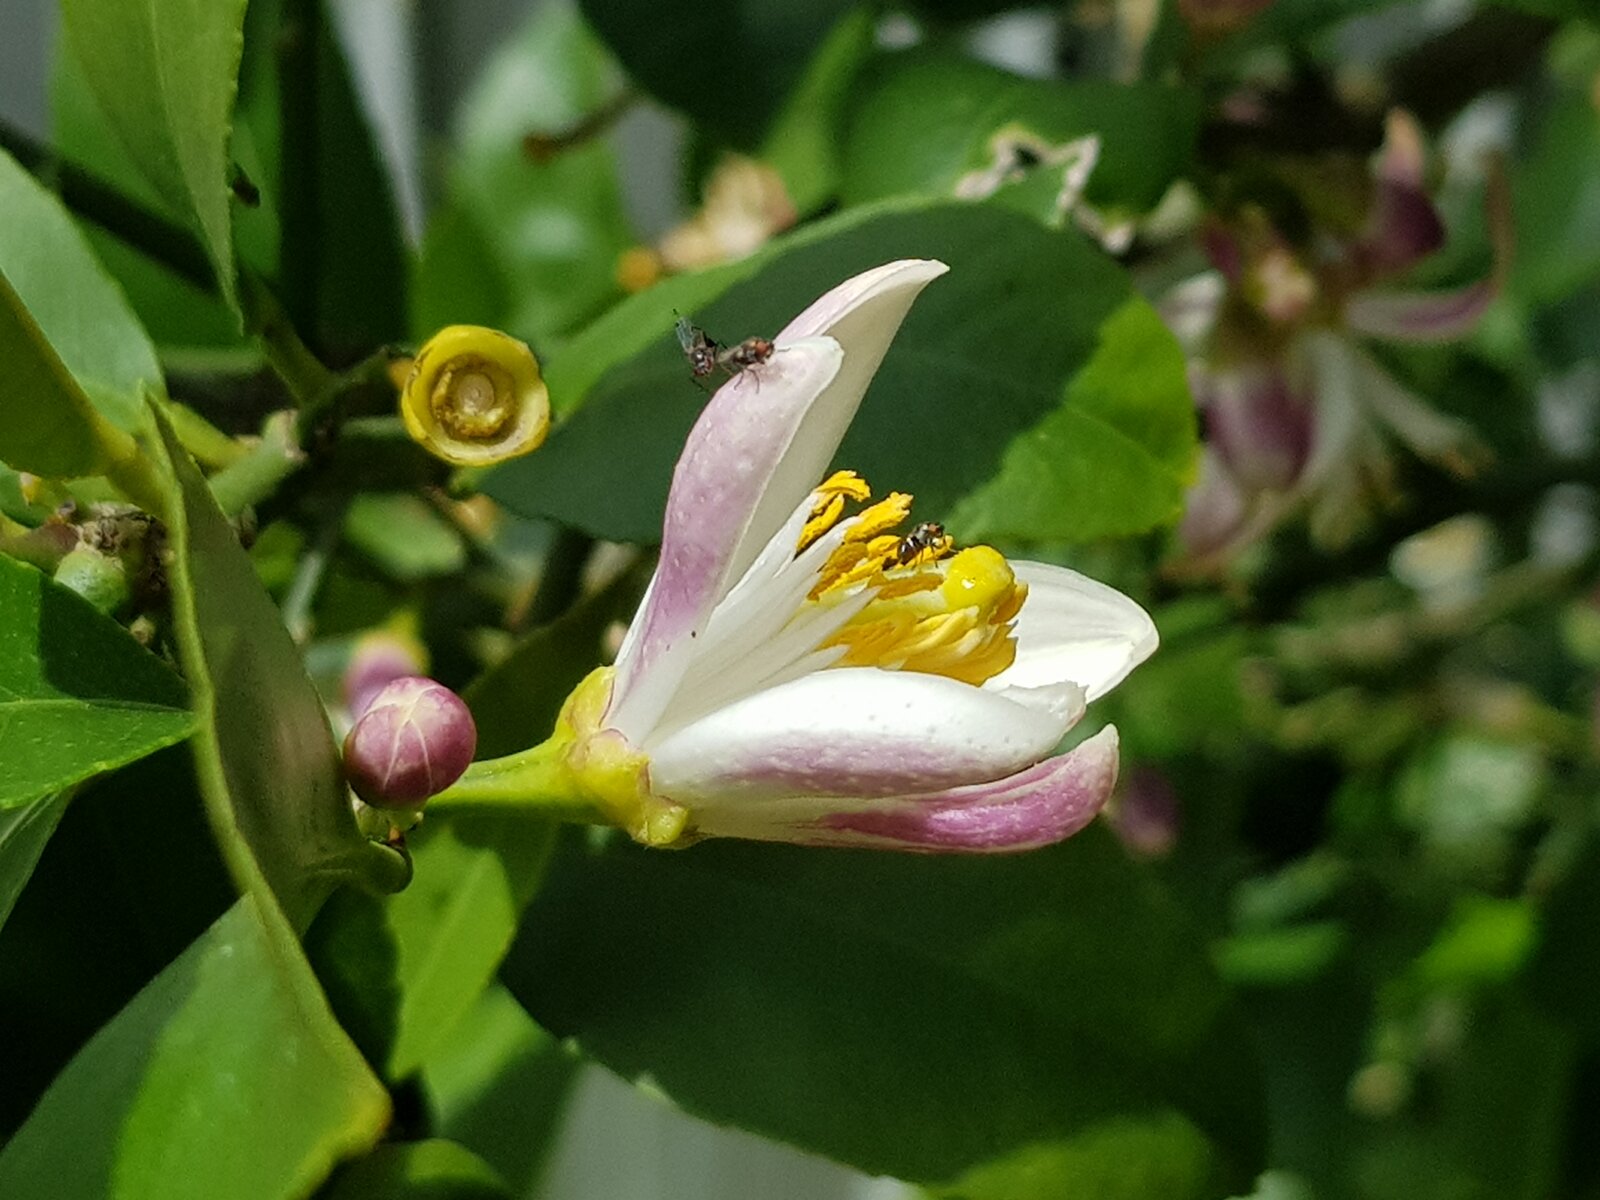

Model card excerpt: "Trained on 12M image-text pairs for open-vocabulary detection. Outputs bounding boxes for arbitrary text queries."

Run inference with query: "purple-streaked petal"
[1202,360,1314,490]
[608,337,844,741]
[646,667,1084,807]
[1344,281,1494,343]
[1359,182,1446,278]
[808,726,1120,852]
[743,259,949,587]
[610,260,949,743]
[983,562,1158,702]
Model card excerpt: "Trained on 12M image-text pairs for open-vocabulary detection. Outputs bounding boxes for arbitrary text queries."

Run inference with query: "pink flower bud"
[344,631,429,718]
[343,677,477,809]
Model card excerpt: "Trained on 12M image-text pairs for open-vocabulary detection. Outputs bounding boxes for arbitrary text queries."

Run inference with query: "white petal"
[736,259,949,594]
[646,667,1080,808]
[984,562,1158,702]
[607,336,844,743]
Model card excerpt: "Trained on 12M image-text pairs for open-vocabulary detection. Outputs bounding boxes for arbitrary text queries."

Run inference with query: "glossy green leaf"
[0,895,390,1200]
[504,828,1265,1197]
[0,269,141,483]
[1511,85,1600,309]
[0,793,70,934]
[148,410,404,930]
[49,34,246,353]
[0,149,164,431]
[579,0,858,145]
[232,0,409,355]
[0,748,236,1139]
[310,580,636,1082]
[415,0,633,344]
[759,8,876,212]
[0,554,192,809]
[422,986,581,1197]
[485,202,1197,545]
[58,0,248,312]
[320,1141,511,1200]
[945,297,1197,541]
[842,53,1201,216]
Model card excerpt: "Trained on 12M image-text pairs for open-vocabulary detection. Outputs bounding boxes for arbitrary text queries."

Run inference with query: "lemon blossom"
[432,260,1158,851]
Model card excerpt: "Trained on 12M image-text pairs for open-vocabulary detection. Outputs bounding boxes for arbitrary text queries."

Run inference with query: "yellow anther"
[816,469,871,502]
[816,541,1026,687]
[852,493,913,539]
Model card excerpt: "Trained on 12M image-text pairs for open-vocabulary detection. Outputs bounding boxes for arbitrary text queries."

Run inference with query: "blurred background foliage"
[2,0,1600,1198]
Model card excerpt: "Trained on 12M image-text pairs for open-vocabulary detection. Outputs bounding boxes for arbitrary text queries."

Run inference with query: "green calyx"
[427,666,689,847]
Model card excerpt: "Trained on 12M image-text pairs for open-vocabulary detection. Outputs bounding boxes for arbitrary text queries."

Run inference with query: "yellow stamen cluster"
[795,472,1027,688]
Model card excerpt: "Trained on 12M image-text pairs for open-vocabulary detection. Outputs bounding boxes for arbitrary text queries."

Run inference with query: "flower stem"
[428,737,605,825]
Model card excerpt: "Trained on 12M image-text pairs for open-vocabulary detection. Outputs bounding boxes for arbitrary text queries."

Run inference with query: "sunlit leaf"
[505,828,1265,1198]
[58,0,248,312]
[0,554,192,810]
[0,896,390,1200]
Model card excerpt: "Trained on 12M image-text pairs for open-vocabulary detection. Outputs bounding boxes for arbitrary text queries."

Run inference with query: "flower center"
[798,471,1026,687]
[431,358,516,441]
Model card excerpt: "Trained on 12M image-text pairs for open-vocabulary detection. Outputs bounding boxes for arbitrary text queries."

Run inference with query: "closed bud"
[343,677,477,809]
[401,325,550,467]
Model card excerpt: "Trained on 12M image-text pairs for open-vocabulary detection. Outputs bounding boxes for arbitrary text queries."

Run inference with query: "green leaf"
[417,0,634,343]
[344,494,466,583]
[0,148,165,431]
[504,828,1266,1197]
[49,35,247,354]
[310,580,638,1082]
[0,266,146,485]
[1510,85,1600,309]
[578,0,859,145]
[485,202,1197,545]
[945,297,1197,542]
[464,569,644,758]
[232,0,409,354]
[319,814,557,1082]
[0,554,193,809]
[421,987,581,1197]
[320,1141,511,1200]
[0,793,71,934]
[58,0,248,312]
[842,53,1201,216]
[759,8,876,212]
[0,748,236,1139]
[147,409,403,930]
[0,895,390,1200]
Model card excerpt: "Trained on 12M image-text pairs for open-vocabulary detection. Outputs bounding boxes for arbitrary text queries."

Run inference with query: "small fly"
[894,521,951,567]
[675,314,776,387]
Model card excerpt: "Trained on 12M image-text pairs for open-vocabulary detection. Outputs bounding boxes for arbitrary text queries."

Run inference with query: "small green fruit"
[53,546,131,616]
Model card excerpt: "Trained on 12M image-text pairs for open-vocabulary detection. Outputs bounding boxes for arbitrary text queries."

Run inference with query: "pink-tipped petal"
[1343,280,1495,343]
[647,667,1084,808]
[608,337,844,742]
[810,726,1121,852]
[610,260,949,744]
